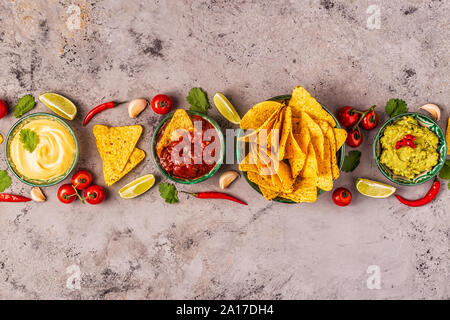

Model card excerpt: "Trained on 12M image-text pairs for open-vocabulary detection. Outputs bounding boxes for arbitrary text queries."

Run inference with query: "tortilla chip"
[316,138,333,191]
[301,144,318,181]
[447,118,450,156]
[285,132,306,179]
[283,177,318,203]
[301,111,325,159]
[240,101,282,130]
[238,110,278,144]
[319,121,340,180]
[103,148,146,186]
[259,186,280,201]
[334,128,348,150]
[278,106,292,160]
[247,171,282,192]
[156,109,194,157]
[94,124,143,173]
[289,86,336,127]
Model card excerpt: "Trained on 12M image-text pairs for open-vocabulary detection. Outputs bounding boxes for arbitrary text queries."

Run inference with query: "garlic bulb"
[128,98,148,118]
[219,171,240,190]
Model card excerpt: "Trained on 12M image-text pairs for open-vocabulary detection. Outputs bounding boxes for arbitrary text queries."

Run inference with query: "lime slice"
[213,92,241,125]
[356,178,396,198]
[118,174,155,199]
[39,93,77,120]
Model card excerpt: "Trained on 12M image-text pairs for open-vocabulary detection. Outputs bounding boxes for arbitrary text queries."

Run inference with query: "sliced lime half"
[213,92,241,125]
[39,93,77,120]
[118,174,155,199]
[356,178,396,198]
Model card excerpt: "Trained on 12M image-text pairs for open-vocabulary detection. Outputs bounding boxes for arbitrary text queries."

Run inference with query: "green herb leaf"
[439,161,450,180]
[0,170,12,192]
[385,98,408,118]
[19,129,39,153]
[14,94,36,118]
[186,88,210,114]
[342,150,362,172]
[159,182,179,204]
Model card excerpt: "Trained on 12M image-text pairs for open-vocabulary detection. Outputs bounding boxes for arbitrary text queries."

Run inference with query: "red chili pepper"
[0,193,32,202]
[83,101,123,126]
[182,191,247,205]
[395,178,440,207]
[405,139,417,149]
[404,134,416,141]
[396,139,406,149]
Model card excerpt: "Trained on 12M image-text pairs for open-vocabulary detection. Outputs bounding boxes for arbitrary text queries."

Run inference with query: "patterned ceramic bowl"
[373,112,447,186]
[236,95,345,203]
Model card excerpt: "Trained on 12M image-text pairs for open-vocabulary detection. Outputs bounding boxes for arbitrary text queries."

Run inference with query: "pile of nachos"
[238,86,347,203]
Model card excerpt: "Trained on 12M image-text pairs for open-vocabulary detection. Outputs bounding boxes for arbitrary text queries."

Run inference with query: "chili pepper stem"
[351,105,377,131]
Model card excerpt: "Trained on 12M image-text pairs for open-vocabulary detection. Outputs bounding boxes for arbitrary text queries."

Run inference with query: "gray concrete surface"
[0,0,449,299]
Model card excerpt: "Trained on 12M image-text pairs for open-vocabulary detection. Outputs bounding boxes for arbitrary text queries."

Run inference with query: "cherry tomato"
[332,187,352,207]
[84,185,106,205]
[0,99,8,119]
[151,94,173,114]
[346,128,363,148]
[72,170,93,190]
[361,109,379,130]
[337,106,360,127]
[57,184,77,204]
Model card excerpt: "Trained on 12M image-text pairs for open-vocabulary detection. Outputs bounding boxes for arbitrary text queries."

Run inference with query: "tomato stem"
[71,185,85,204]
[351,105,376,131]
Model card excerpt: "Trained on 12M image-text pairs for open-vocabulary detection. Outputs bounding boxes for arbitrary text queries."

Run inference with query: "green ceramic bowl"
[5,112,79,187]
[236,95,345,203]
[151,110,225,184]
[373,112,447,186]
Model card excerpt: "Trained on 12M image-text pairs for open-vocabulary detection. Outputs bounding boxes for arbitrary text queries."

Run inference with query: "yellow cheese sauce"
[10,119,76,181]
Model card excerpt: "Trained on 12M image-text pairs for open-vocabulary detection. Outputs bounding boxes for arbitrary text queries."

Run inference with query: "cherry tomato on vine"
[84,185,106,205]
[332,187,353,207]
[72,170,93,190]
[151,94,173,114]
[57,184,77,204]
[361,109,379,130]
[337,106,360,128]
[346,128,363,148]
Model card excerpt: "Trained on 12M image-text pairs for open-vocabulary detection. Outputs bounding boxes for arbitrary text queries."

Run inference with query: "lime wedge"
[118,174,155,199]
[356,178,396,198]
[39,93,77,120]
[213,92,241,125]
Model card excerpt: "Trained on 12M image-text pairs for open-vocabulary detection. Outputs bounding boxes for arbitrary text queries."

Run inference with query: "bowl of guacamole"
[374,113,447,186]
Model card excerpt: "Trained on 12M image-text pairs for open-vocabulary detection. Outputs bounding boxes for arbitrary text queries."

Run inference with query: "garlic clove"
[31,187,46,202]
[219,171,240,190]
[420,103,441,121]
[128,98,148,118]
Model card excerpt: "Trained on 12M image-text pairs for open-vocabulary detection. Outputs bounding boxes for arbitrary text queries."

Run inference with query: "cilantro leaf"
[19,129,39,153]
[14,94,36,118]
[439,161,450,180]
[159,182,179,204]
[385,98,408,118]
[0,170,12,192]
[341,150,362,172]
[186,88,210,114]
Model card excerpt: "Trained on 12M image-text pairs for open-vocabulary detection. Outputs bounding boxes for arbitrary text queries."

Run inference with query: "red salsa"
[158,115,220,179]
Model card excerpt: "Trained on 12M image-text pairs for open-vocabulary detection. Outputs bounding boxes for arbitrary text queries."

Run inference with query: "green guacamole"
[380,116,439,179]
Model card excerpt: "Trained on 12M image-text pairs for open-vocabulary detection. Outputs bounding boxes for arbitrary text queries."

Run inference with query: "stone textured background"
[0,0,449,299]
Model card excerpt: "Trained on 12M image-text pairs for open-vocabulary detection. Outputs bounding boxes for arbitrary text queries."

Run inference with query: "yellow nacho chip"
[301,144,318,180]
[334,128,348,150]
[281,177,318,203]
[156,109,194,157]
[103,148,146,186]
[247,171,282,192]
[238,110,279,143]
[259,186,280,201]
[301,111,325,159]
[286,132,306,179]
[93,124,143,173]
[279,106,292,160]
[240,101,282,130]
[319,121,340,180]
[289,86,336,127]
[316,138,333,191]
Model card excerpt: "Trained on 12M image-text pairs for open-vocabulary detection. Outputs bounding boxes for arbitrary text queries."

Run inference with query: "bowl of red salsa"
[151,110,225,184]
